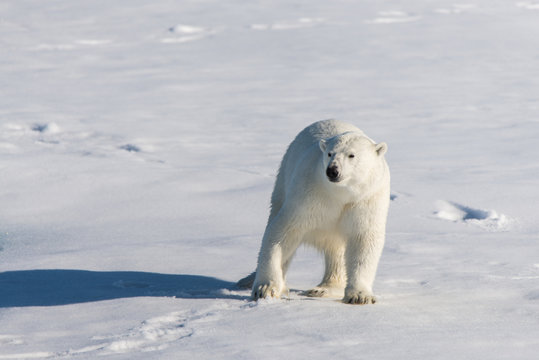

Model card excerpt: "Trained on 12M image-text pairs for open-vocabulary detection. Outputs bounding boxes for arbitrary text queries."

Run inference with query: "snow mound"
[250,18,326,31]
[435,200,513,231]
[168,24,206,34]
[162,24,217,43]
[367,11,421,24]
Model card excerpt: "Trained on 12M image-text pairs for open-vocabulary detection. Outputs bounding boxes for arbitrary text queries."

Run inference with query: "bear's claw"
[343,292,376,305]
[302,287,328,297]
[252,282,280,300]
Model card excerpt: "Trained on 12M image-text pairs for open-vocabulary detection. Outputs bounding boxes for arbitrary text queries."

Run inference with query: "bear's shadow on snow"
[0,269,247,308]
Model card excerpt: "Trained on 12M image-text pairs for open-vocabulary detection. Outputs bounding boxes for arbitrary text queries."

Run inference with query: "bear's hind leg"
[304,242,346,298]
[236,272,256,289]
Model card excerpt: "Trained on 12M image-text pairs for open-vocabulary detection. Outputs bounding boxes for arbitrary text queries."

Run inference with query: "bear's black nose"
[326,165,340,181]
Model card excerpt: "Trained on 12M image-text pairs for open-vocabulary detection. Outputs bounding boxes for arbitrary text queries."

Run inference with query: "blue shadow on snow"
[0,269,247,308]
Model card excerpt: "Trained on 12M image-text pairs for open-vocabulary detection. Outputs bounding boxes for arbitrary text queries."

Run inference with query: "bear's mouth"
[328,176,343,183]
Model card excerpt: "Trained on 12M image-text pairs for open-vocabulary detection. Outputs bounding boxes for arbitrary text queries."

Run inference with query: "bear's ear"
[319,139,327,152]
[375,142,387,156]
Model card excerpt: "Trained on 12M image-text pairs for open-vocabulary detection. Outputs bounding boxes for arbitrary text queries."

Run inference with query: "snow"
[1,0,539,358]
[434,200,513,231]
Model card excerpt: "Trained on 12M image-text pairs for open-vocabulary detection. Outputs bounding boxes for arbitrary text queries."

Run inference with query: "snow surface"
[1,0,539,358]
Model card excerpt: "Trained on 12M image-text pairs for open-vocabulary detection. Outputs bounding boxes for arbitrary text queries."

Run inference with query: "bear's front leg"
[252,211,304,300]
[340,197,388,305]
[252,243,286,300]
[342,232,385,305]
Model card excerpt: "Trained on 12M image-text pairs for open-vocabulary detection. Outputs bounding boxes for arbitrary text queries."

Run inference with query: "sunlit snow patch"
[169,24,205,34]
[517,2,539,10]
[75,39,112,46]
[162,24,217,43]
[367,11,421,24]
[434,200,513,231]
[435,4,477,14]
[250,18,326,31]
[32,43,76,51]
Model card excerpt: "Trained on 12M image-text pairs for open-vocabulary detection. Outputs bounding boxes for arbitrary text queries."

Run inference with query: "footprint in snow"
[32,123,62,145]
[31,122,61,134]
[434,200,512,231]
[367,11,421,24]
[118,142,167,164]
[0,335,24,346]
[119,144,141,153]
[98,312,194,354]
[86,308,223,355]
[7,312,196,357]
[389,191,412,202]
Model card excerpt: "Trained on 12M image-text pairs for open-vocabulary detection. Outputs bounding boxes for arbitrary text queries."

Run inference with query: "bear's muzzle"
[326,165,341,182]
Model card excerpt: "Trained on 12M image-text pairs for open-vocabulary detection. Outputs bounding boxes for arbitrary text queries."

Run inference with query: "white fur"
[251,119,390,304]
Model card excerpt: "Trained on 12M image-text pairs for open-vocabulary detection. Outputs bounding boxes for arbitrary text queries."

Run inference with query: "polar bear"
[238,119,390,304]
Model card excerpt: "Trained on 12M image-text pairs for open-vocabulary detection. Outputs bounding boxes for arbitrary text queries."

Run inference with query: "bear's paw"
[302,286,331,298]
[252,281,282,300]
[302,287,328,297]
[343,292,377,305]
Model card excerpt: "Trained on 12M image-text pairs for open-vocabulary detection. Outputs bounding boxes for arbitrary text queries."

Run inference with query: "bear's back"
[297,119,363,148]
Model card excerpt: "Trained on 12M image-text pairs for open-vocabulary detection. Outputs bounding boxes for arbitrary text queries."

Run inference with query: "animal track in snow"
[96,312,194,354]
[434,200,512,231]
[0,312,196,358]
[31,122,61,134]
[390,191,412,202]
[1,301,249,358]
[367,11,421,24]
[1,122,63,153]
[119,144,141,153]
[250,18,326,31]
[79,308,229,356]
[0,335,24,346]
[0,122,166,164]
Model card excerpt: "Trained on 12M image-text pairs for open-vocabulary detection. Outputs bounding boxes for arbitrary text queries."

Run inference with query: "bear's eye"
[328,152,332,157]
[348,154,355,159]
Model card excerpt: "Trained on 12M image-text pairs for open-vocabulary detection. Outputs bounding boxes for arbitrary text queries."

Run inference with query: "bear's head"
[319,132,387,187]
